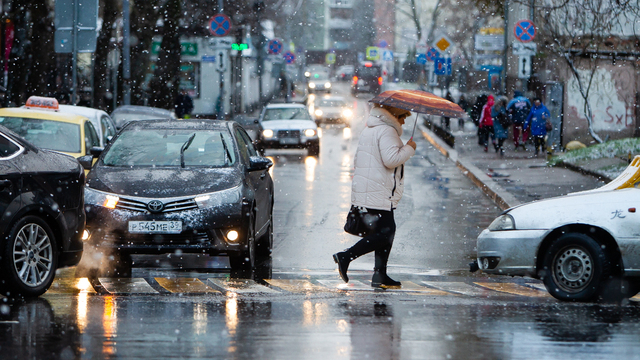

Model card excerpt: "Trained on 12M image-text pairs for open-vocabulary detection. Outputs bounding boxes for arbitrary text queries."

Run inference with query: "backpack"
[497,110,511,128]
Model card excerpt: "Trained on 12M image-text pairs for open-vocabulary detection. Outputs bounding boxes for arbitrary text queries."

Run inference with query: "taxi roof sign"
[24,96,59,111]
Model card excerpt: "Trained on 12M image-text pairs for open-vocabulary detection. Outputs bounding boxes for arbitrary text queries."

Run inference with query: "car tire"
[542,233,610,302]
[256,211,273,260]
[0,216,58,298]
[308,141,320,157]
[99,252,132,278]
[229,215,256,277]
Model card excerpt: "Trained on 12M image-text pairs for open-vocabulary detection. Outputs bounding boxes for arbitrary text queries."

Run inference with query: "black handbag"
[344,205,377,236]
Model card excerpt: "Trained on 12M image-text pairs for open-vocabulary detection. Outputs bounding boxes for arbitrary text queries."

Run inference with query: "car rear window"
[356,66,381,78]
[0,117,81,153]
[262,108,312,121]
[103,129,237,167]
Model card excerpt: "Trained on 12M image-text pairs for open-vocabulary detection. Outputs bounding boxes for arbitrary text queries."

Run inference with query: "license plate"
[279,138,299,145]
[128,221,182,234]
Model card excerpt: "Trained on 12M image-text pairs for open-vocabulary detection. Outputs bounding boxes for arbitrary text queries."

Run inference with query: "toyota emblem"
[147,200,164,213]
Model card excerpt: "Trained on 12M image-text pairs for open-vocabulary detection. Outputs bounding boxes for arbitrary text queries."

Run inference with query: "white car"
[476,188,640,302]
[257,103,320,156]
[59,105,117,147]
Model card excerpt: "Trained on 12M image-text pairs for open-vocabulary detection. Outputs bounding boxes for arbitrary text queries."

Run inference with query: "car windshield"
[112,113,170,127]
[103,129,237,167]
[0,117,81,153]
[262,108,312,121]
[317,100,346,107]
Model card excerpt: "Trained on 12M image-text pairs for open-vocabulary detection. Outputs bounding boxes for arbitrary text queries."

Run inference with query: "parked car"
[312,96,353,125]
[59,104,117,147]
[351,62,383,95]
[336,65,355,81]
[476,188,640,302]
[256,103,320,156]
[81,119,274,276]
[0,125,85,297]
[0,96,102,159]
[111,105,177,130]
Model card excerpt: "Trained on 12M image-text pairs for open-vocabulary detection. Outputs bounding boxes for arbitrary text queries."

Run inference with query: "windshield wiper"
[288,110,302,119]
[180,133,196,168]
[220,133,231,166]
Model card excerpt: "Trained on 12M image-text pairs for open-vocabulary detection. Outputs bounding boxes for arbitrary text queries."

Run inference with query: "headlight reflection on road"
[342,127,351,139]
[76,278,92,333]
[226,293,238,337]
[193,303,208,336]
[103,295,118,355]
[303,300,328,326]
[305,156,317,182]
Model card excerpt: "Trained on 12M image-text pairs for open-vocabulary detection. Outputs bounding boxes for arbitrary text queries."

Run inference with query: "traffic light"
[232,43,248,51]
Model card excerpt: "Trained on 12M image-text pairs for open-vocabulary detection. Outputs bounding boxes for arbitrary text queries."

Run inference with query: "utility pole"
[71,0,78,104]
[123,0,131,105]
[218,0,225,119]
[502,0,509,95]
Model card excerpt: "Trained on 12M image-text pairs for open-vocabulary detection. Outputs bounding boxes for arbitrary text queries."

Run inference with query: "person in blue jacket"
[491,96,509,157]
[524,98,550,156]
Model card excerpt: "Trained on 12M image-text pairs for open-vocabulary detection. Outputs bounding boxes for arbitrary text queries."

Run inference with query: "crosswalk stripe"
[265,279,329,293]
[474,282,551,298]
[207,278,280,294]
[46,277,97,295]
[155,278,220,294]
[421,281,493,297]
[99,278,159,294]
[397,281,451,295]
[317,279,376,291]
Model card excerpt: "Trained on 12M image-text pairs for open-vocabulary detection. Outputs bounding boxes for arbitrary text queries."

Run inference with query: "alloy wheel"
[12,223,53,288]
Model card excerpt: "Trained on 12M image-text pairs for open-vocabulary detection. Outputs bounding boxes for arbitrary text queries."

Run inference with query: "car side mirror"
[253,119,259,124]
[248,156,272,171]
[90,147,104,157]
[78,155,93,170]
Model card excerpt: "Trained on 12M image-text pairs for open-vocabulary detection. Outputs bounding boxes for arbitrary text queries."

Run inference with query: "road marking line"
[474,282,551,298]
[317,279,375,291]
[46,277,97,294]
[98,278,159,294]
[207,278,280,294]
[397,281,451,295]
[422,281,492,297]
[265,279,329,293]
[155,278,220,294]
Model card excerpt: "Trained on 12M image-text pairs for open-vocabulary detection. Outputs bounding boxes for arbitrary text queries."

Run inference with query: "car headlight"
[84,187,119,209]
[325,82,331,88]
[488,214,515,231]
[309,82,316,89]
[194,186,241,209]
[315,109,323,116]
[304,71,311,77]
[263,129,274,138]
[343,108,353,118]
[304,129,316,137]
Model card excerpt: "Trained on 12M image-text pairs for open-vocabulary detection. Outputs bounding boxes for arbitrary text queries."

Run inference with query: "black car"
[0,126,85,297]
[81,119,274,276]
[351,62,383,95]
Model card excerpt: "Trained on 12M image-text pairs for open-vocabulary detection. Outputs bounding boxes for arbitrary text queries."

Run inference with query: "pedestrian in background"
[333,103,416,289]
[507,91,531,150]
[471,94,488,145]
[175,89,194,119]
[457,94,471,131]
[491,96,509,157]
[441,92,453,131]
[525,97,551,157]
[478,94,495,152]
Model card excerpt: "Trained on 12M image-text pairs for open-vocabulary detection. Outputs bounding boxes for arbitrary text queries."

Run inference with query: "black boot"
[333,252,351,283]
[371,268,401,288]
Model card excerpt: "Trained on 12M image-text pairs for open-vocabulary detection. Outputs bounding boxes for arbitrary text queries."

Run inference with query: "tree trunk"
[93,0,119,111]
[148,0,181,110]
[130,0,160,106]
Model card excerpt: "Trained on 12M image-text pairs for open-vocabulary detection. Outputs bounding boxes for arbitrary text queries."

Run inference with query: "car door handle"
[260,173,266,179]
[0,179,11,188]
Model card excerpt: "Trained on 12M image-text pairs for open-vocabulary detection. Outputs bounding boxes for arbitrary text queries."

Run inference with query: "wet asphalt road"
[3,84,640,359]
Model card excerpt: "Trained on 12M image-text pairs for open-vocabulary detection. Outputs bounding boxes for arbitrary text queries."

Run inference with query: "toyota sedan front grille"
[115,197,198,213]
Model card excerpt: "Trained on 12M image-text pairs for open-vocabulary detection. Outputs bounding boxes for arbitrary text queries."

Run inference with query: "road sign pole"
[71,0,78,104]
[123,0,131,105]
[218,0,225,119]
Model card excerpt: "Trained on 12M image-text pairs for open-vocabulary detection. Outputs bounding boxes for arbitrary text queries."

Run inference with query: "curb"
[419,124,521,211]
[555,161,613,183]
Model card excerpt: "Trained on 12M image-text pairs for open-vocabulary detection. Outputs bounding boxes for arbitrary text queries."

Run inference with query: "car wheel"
[308,141,320,157]
[0,216,58,297]
[229,215,256,276]
[99,252,132,278]
[542,233,610,302]
[256,212,273,260]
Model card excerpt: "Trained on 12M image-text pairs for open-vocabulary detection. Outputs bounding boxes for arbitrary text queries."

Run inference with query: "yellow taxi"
[0,96,101,158]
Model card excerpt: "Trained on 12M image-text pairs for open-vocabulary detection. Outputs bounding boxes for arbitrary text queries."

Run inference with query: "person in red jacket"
[478,94,495,152]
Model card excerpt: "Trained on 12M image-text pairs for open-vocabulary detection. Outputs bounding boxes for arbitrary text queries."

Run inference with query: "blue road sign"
[382,50,393,61]
[209,14,231,37]
[426,47,439,62]
[514,19,536,42]
[434,57,452,75]
[283,51,295,64]
[268,39,283,55]
[378,40,388,48]
[416,53,427,65]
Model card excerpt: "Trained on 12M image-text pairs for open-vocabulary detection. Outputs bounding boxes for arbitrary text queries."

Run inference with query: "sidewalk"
[419,118,607,210]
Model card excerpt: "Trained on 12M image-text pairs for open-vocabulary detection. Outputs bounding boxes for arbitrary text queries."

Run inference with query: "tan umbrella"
[369,89,465,138]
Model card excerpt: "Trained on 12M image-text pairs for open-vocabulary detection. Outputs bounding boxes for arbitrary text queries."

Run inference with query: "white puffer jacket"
[351,107,415,210]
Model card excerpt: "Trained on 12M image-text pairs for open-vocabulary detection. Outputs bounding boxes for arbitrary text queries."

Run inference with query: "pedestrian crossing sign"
[366,46,380,61]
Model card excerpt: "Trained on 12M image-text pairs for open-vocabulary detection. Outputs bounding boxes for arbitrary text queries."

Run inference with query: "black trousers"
[346,208,396,270]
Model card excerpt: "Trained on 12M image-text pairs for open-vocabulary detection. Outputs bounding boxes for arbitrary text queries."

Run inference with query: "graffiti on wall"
[566,66,635,132]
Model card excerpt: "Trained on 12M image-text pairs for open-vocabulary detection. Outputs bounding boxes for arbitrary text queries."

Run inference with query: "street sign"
[433,35,453,53]
[518,55,531,78]
[382,50,393,61]
[426,48,439,62]
[208,37,232,50]
[202,55,216,62]
[514,19,536,42]
[284,51,295,64]
[325,53,336,64]
[378,40,388,48]
[434,57,452,75]
[366,46,380,61]
[416,53,427,65]
[512,42,537,56]
[268,39,283,55]
[215,50,227,72]
[474,35,504,51]
[209,13,232,37]
[152,41,198,56]
[428,63,438,86]
[54,0,98,53]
